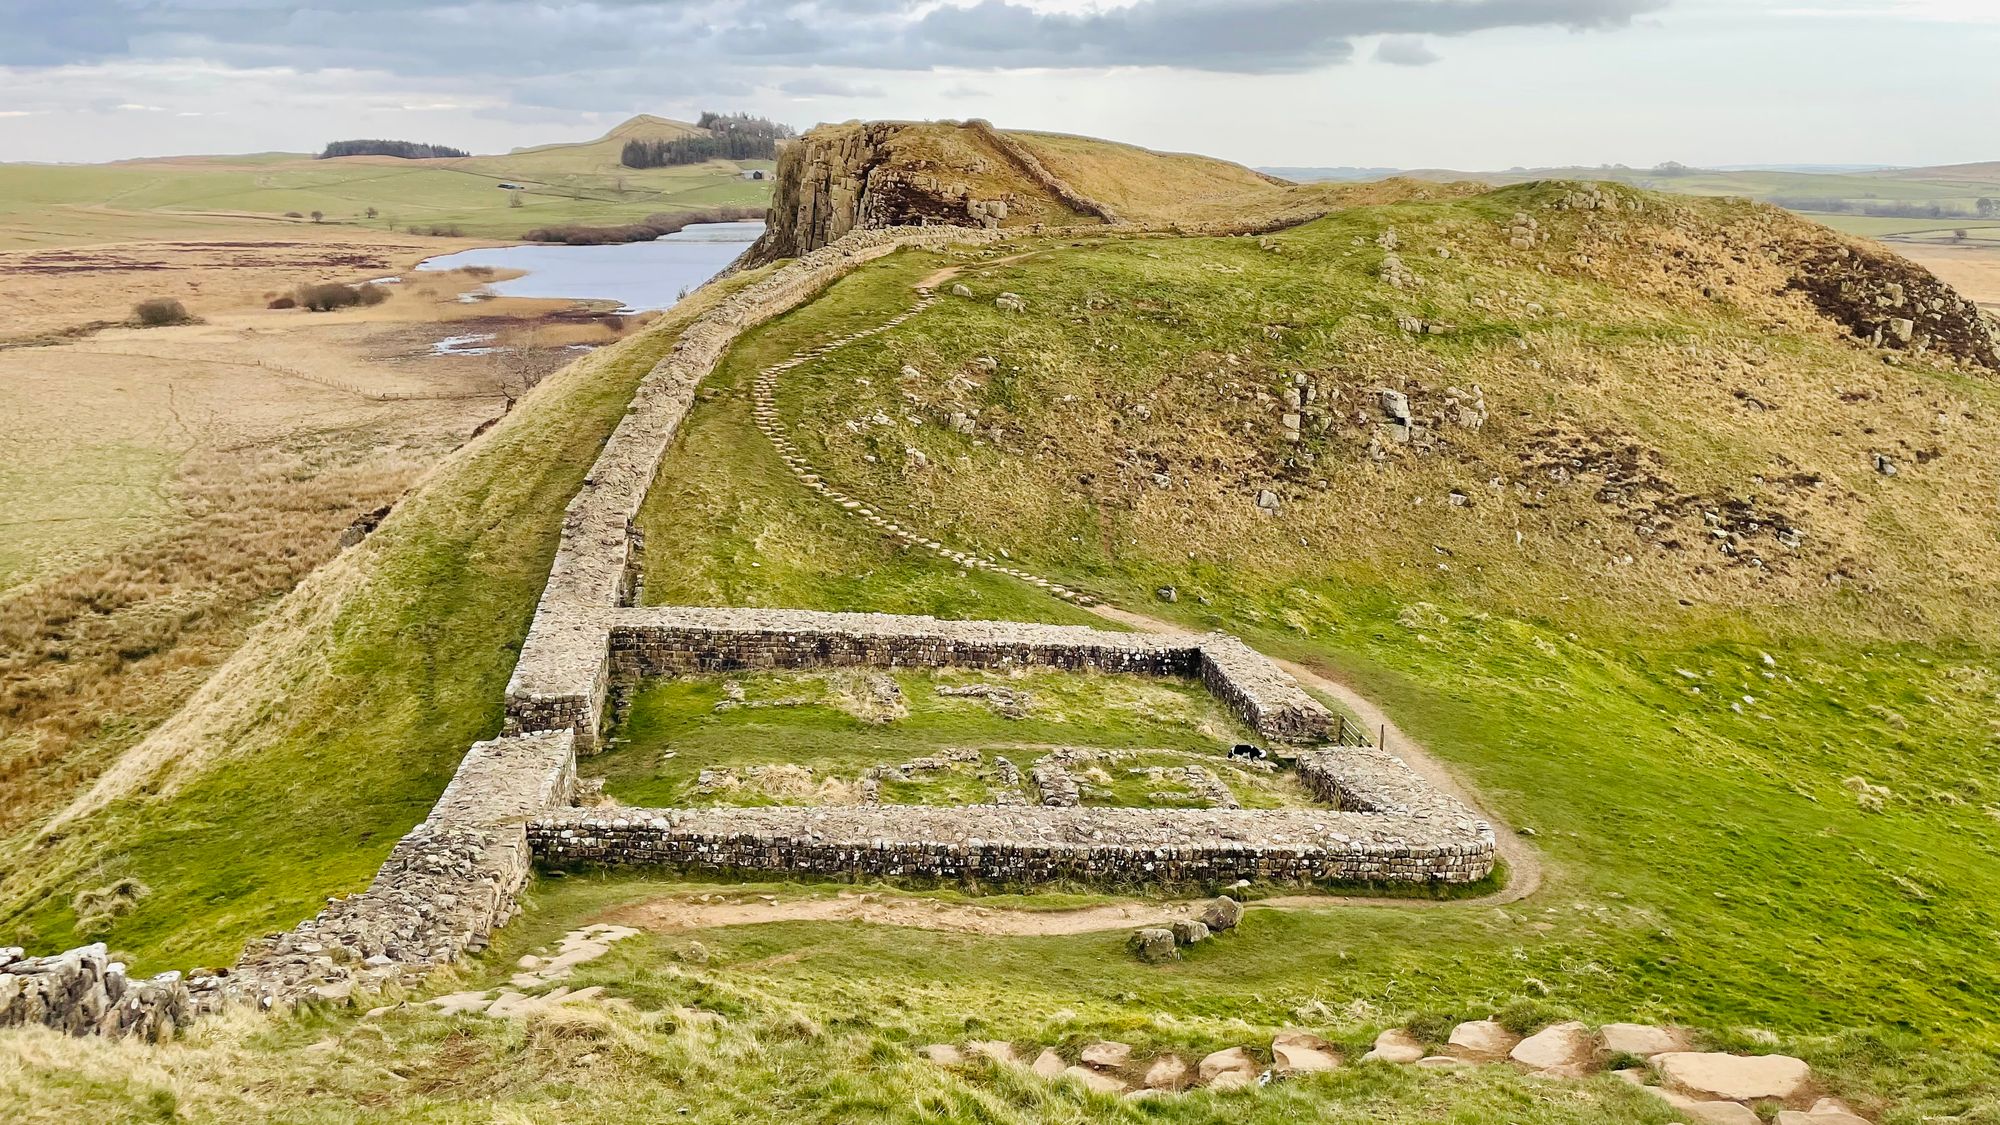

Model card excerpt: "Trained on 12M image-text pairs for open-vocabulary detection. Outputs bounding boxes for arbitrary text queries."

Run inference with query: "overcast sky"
[0,0,1993,169]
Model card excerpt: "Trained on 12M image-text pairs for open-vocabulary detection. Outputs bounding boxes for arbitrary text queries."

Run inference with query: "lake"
[414,220,764,312]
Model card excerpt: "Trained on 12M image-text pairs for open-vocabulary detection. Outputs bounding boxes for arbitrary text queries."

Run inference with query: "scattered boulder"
[1128,928,1179,963]
[1271,1031,1341,1072]
[1254,489,1280,514]
[1168,919,1210,946]
[1362,1028,1426,1064]
[920,1043,964,1066]
[1062,1065,1129,1095]
[1080,1041,1132,1069]
[1654,1052,1811,1101]
[994,292,1026,313]
[1142,1054,1190,1090]
[1032,1048,1065,1078]
[1664,1097,1763,1125]
[1198,896,1243,932]
[950,283,974,298]
[1415,1055,1468,1068]
[1446,1019,1520,1060]
[1782,1099,1870,1125]
[1509,1020,1591,1074]
[1600,1022,1690,1057]
[1198,1046,1260,1084]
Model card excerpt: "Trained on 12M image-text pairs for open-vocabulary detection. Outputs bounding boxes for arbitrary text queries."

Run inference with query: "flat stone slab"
[1655,1052,1811,1101]
[1448,1019,1520,1060]
[1198,1046,1259,1082]
[1363,1028,1426,1064]
[1272,1031,1341,1072]
[1510,1020,1591,1071]
[1600,1022,1691,1057]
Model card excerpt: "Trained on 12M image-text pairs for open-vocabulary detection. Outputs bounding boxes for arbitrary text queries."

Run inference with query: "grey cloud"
[1374,36,1443,66]
[0,0,1668,115]
[779,76,888,99]
[3,1,1668,73]
[911,0,1664,74]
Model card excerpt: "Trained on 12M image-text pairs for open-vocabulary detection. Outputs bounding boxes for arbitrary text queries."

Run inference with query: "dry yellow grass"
[1005,129,1288,219]
[44,273,747,829]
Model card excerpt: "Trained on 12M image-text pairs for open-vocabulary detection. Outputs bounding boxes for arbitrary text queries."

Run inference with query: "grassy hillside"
[1275,161,2000,244]
[478,113,707,173]
[6,166,2000,1119]
[597,188,2000,1108]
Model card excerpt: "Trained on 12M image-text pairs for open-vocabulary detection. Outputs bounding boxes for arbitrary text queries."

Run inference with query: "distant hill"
[0,112,777,248]
[483,115,710,174]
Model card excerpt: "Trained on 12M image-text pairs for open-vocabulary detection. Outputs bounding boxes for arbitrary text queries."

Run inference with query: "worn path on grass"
[720,242,1545,916]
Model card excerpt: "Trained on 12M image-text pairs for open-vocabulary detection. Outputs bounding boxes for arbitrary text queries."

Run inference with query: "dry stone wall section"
[532,802,1494,887]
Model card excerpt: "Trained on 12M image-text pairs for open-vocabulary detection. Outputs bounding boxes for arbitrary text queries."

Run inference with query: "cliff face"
[750,123,1029,263]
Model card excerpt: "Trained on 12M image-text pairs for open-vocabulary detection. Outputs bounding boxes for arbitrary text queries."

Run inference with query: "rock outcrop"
[751,122,1036,262]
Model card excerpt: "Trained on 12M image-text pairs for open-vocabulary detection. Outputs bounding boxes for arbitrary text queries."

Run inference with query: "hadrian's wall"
[531,800,1494,887]
[960,120,1124,225]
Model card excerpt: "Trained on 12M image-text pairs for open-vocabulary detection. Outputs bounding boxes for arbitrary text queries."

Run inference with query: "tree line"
[620,113,793,169]
[318,140,470,160]
[1768,196,2000,220]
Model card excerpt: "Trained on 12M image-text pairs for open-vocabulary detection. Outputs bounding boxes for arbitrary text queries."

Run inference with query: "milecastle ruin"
[2,223,1491,1040]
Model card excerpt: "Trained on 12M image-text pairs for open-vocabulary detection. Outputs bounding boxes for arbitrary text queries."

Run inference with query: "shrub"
[294,282,390,312]
[132,298,191,327]
[284,211,304,219]
[267,295,297,310]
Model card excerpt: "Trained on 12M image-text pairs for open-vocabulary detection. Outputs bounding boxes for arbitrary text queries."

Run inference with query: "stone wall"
[0,944,188,1041]
[530,799,1494,887]
[506,226,1009,752]
[222,730,577,1010]
[505,606,1334,752]
[961,120,1123,225]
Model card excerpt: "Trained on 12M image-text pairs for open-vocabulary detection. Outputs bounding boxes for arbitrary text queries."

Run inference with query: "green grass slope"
[593,188,2000,1109]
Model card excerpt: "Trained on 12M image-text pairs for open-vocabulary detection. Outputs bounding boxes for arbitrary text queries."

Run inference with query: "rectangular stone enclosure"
[508,607,1497,887]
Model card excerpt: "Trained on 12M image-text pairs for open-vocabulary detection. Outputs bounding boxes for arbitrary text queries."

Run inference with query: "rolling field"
[0,116,774,250]
[0,155,771,250]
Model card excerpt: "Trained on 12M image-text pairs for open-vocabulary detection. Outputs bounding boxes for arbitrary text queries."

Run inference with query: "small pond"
[414,220,764,313]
